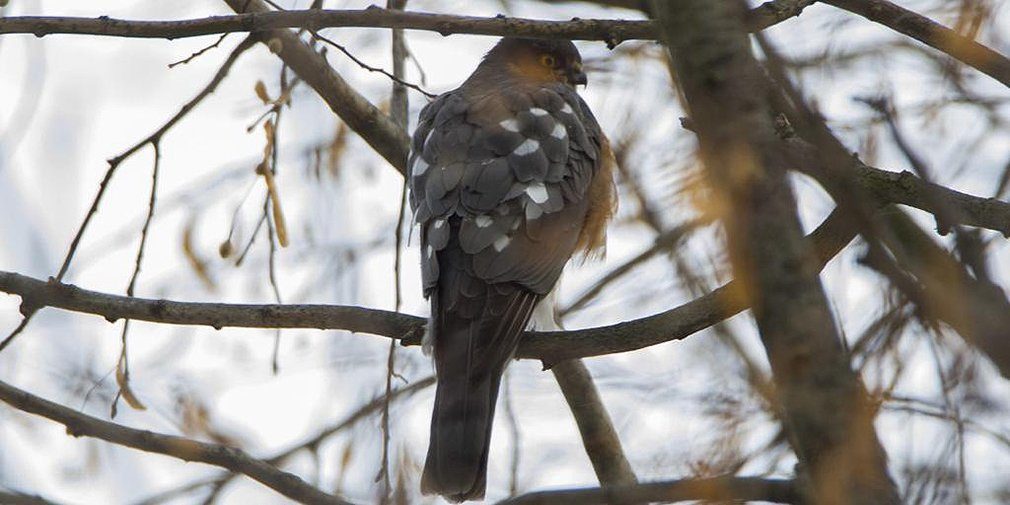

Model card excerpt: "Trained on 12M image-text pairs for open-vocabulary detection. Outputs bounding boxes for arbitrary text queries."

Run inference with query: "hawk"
[409,37,616,502]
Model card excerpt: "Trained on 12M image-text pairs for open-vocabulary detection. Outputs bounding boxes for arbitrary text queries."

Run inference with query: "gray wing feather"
[409,83,604,297]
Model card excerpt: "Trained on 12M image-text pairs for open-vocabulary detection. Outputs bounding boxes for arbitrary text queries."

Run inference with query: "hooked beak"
[568,69,588,87]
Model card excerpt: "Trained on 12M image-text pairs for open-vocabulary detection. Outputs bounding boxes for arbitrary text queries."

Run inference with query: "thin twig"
[0,317,33,353]
[150,376,436,505]
[0,37,254,354]
[378,4,408,498]
[56,35,255,283]
[168,33,229,68]
[113,142,162,416]
[263,65,289,374]
[311,31,436,99]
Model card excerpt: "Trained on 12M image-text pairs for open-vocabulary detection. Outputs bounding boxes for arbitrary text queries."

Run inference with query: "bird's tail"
[421,287,538,502]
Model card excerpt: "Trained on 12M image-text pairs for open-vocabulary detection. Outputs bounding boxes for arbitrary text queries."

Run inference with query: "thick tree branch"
[0,380,349,505]
[651,1,897,503]
[822,0,1010,88]
[495,476,799,505]
[0,269,425,335]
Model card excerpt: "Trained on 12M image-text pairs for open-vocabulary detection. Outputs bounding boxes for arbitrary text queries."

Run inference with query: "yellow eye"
[540,55,556,67]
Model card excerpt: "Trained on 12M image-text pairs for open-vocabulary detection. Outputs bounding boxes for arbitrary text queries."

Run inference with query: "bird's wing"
[410,83,606,500]
[410,83,604,299]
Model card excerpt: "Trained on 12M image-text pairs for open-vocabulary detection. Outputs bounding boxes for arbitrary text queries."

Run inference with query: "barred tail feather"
[421,286,539,502]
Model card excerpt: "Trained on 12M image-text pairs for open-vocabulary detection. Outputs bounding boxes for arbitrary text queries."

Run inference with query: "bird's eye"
[540,55,556,67]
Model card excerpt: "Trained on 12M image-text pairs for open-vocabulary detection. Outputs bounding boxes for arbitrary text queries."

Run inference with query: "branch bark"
[0,205,856,364]
[650,1,898,503]
[223,0,411,175]
[551,360,638,488]
[0,380,348,505]
[0,4,815,43]
[871,209,1010,378]
[1,9,654,43]
[495,476,798,505]
[822,0,1010,88]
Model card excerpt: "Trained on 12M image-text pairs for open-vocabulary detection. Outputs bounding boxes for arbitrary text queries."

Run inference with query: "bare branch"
[0,36,255,354]
[495,476,799,505]
[0,380,350,505]
[551,360,637,487]
[652,1,897,502]
[222,1,411,175]
[168,376,436,505]
[785,138,1010,237]
[0,205,858,364]
[0,9,655,43]
[0,3,829,43]
[823,0,1010,88]
[0,269,425,336]
[168,33,230,68]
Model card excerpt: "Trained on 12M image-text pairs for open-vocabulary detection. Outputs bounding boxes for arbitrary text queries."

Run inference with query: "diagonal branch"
[0,380,349,505]
[550,360,638,487]
[165,376,437,505]
[222,0,411,175]
[651,1,897,502]
[822,0,1010,88]
[784,137,1010,237]
[869,209,1010,378]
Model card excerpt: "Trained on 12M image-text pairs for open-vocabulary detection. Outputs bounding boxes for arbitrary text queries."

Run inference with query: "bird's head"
[479,37,587,88]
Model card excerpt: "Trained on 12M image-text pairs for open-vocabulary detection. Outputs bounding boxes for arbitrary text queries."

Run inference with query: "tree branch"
[0,204,857,364]
[551,360,638,487]
[0,3,829,42]
[870,208,1010,378]
[651,1,897,502]
[1,9,655,42]
[222,0,411,175]
[0,380,349,505]
[822,0,1010,88]
[168,376,437,504]
[494,476,799,505]
[784,137,1010,237]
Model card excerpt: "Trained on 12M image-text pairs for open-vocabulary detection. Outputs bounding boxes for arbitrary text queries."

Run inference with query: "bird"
[408,36,616,502]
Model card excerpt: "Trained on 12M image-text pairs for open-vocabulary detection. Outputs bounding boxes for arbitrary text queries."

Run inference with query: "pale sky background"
[1,1,1009,504]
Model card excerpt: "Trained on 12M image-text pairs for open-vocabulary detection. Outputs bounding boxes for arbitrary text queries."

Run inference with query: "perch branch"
[0,205,858,365]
